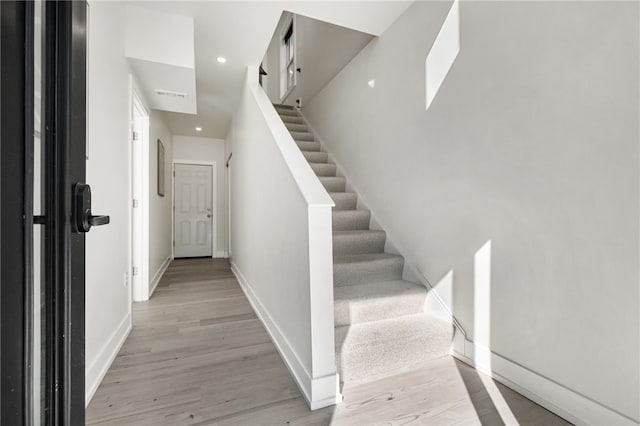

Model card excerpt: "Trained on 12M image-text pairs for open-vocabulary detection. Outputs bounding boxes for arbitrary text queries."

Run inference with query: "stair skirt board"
[275,106,454,384]
[231,263,341,410]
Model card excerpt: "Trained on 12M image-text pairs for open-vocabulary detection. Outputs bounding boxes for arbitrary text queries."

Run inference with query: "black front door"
[1,2,103,424]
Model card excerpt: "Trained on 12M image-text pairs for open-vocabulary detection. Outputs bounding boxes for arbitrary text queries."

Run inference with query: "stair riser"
[321,178,346,192]
[281,116,304,124]
[333,232,386,256]
[303,151,328,163]
[310,163,337,177]
[285,123,309,132]
[335,315,453,382]
[290,131,315,141]
[334,257,403,286]
[330,193,357,210]
[276,109,299,117]
[334,293,426,327]
[332,211,370,231]
[297,141,321,152]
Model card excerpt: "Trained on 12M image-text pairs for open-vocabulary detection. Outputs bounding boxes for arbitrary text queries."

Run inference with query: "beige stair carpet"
[275,104,453,383]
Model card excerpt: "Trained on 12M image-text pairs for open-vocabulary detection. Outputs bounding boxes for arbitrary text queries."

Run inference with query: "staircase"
[274,104,453,383]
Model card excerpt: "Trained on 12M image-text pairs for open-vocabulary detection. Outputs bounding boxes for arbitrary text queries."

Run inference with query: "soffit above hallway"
[125,5,198,115]
[120,1,414,139]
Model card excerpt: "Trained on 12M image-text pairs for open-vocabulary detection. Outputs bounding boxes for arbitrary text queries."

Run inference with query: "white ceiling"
[126,1,413,139]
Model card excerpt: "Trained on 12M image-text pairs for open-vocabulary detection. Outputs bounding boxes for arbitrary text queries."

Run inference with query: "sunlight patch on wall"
[425,0,460,110]
[474,239,492,370]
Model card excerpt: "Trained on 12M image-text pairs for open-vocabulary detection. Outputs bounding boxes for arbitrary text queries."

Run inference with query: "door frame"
[1,1,31,422]
[279,13,297,102]
[172,160,217,258]
[130,81,150,302]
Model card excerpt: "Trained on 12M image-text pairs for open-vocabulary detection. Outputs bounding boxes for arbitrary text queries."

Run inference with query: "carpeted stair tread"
[303,151,328,163]
[335,313,453,382]
[334,280,427,326]
[333,253,404,286]
[290,131,315,141]
[281,116,305,124]
[277,110,300,117]
[332,209,370,231]
[275,107,299,117]
[330,192,358,210]
[297,141,321,152]
[319,176,346,192]
[333,230,386,256]
[310,163,337,177]
[274,104,295,109]
[285,122,309,132]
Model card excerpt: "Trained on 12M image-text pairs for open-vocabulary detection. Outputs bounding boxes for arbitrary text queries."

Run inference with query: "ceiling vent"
[155,89,187,99]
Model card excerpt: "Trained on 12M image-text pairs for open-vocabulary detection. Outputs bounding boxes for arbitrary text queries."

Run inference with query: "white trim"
[172,160,217,258]
[452,338,639,426]
[230,262,340,410]
[279,14,296,102]
[130,79,151,302]
[85,312,132,406]
[214,250,227,258]
[280,83,296,105]
[149,255,172,297]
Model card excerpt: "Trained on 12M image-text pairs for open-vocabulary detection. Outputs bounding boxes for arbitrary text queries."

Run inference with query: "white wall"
[124,5,197,115]
[304,1,639,423]
[86,1,174,403]
[173,135,228,256]
[227,68,338,409]
[262,13,373,107]
[86,1,132,404]
[149,110,173,294]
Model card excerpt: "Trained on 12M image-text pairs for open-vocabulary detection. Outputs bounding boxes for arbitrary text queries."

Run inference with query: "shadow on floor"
[455,359,572,426]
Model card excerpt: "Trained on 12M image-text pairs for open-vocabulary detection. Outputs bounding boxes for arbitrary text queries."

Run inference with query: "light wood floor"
[87,258,571,425]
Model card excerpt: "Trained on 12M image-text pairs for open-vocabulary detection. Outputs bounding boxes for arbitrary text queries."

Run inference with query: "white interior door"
[174,164,213,258]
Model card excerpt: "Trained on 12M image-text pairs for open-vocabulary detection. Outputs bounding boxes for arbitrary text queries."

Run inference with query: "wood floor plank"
[86,258,572,426]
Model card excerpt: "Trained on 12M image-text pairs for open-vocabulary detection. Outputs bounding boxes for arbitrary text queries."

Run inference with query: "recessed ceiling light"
[195,127,202,132]
[217,57,227,63]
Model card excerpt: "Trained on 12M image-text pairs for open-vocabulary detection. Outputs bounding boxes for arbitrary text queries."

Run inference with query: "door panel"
[1,2,29,422]
[174,164,213,258]
[43,2,90,423]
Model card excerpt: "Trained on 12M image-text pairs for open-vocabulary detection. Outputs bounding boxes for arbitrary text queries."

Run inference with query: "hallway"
[87,259,570,425]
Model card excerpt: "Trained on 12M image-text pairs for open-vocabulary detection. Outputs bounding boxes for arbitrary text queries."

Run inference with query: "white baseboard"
[149,255,172,297]
[230,262,340,410]
[452,337,639,426]
[85,312,132,406]
[214,250,228,258]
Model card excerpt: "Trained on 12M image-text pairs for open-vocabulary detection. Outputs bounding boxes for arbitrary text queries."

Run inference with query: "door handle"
[73,183,110,233]
[89,215,110,226]
[206,214,212,218]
